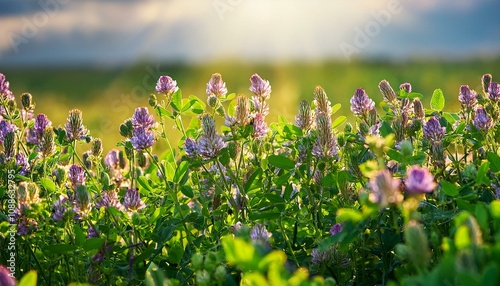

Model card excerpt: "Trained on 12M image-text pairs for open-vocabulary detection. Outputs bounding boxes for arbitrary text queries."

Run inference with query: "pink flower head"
[473,106,492,131]
[369,169,403,208]
[488,82,500,101]
[423,117,445,144]
[131,107,155,130]
[458,85,477,109]
[249,73,271,100]
[350,88,375,118]
[404,165,436,195]
[155,75,178,95]
[206,73,227,97]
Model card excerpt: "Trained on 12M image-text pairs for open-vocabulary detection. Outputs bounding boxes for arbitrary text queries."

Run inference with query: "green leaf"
[332,116,347,129]
[245,168,263,192]
[336,208,363,223]
[181,185,194,198]
[454,225,471,250]
[173,161,189,183]
[137,176,153,193]
[170,89,182,112]
[40,178,56,192]
[43,244,78,254]
[267,155,295,170]
[222,236,256,270]
[74,225,85,247]
[18,271,37,286]
[430,88,445,111]
[408,92,423,99]
[273,172,291,186]
[83,238,105,252]
[487,152,500,172]
[476,161,490,186]
[441,180,459,197]
[145,262,168,286]
[320,173,336,188]
[331,103,341,114]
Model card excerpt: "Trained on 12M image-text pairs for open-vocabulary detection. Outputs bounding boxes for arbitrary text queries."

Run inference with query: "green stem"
[278,217,299,267]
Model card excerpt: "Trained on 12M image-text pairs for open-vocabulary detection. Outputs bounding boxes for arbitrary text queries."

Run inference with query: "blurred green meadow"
[4,58,500,152]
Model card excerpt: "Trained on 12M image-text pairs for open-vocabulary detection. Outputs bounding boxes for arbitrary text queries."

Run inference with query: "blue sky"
[0,0,499,66]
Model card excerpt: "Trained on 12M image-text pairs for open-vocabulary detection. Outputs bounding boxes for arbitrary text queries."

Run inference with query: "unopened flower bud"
[235,94,250,126]
[91,138,103,157]
[379,80,397,103]
[40,126,56,157]
[137,151,148,168]
[148,94,157,108]
[3,131,15,160]
[482,74,492,96]
[65,109,87,142]
[413,98,424,120]
[21,92,34,110]
[207,95,218,108]
[313,86,332,116]
[191,253,204,271]
[119,119,133,138]
[228,141,237,159]
[344,122,353,133]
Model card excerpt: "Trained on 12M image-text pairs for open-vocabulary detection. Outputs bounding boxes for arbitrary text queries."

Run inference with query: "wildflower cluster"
[1,71,500,286]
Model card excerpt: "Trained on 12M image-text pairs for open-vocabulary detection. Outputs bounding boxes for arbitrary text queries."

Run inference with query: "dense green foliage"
[1,69,500,285]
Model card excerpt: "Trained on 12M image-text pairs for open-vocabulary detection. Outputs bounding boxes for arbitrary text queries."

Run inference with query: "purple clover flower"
[0,73,14,101]
[206,73,227,97]
[313,86,332,117]
[123,188,146,212]
[423,117,445,144]
[400,83,412,93]
[458,85,477,109]
[65,109,87,142]
[17,216,38,236]
[96,190,124,211]
[74,185,92,217]
[16,153,30,176]
[184,137,198,157]
[131,107,155,130]
[105,149,120,170]
[252,95,270,116]
[488,82,500,102]
[350,88,375,118]
[294,100,313,131]
[312,114,337,159]
[252,113,269,139]
[311,248,332,265]
[52,195,68,221]
[330,223,343,236]
[130,127,156,151]
[155,75,178,95]
[197,115,226,158]
[27,113,52,144]
[473,106,493,131]
[404,165,436,195]
[0,119,15,144]
[87,225,99,239]
[0,265,16,286]
[68,164,85,186]
[249,73,271,100]
[369,169,403,208]
[250,223,272,243]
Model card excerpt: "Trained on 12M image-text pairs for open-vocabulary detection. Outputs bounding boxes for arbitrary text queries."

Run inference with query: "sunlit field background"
[4,58,500,152]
